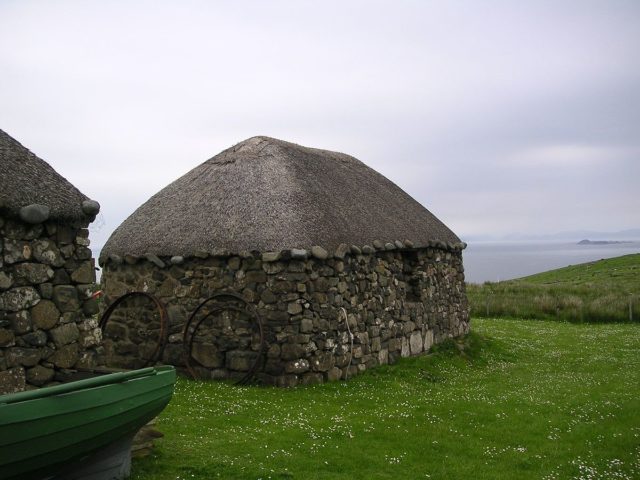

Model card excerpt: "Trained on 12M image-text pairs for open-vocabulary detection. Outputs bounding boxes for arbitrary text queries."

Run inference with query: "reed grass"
[467,254,640,322]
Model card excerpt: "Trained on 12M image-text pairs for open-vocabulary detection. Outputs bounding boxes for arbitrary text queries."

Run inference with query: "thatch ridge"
[0,129,91,222]
[103,136,460,256]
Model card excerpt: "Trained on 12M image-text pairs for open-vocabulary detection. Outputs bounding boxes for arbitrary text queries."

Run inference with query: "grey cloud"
[1,0,638,242]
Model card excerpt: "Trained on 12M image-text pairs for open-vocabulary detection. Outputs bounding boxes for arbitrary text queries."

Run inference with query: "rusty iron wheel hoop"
[99,291,169,368]
[183,292,266,385]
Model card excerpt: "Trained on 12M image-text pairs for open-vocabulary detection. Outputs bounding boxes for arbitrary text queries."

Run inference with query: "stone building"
[100,137,469,386]
[0,129,102,393]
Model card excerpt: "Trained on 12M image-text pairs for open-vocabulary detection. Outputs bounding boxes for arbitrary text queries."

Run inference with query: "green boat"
[0,366,176,480]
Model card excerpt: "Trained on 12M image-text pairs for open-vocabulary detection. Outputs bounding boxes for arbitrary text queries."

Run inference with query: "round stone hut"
[100,136,469,386]
[0,129,103,393]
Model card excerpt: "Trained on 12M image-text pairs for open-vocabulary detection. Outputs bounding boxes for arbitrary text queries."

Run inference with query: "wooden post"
[630,295,634,322]
[485,296,489,317]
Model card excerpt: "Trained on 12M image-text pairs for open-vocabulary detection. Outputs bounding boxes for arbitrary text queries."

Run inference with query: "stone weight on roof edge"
[98,240,468,268]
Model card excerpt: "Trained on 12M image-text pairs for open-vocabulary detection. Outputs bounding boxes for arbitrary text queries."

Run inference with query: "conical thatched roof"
[0,129,96,223]
[103,136,460,257]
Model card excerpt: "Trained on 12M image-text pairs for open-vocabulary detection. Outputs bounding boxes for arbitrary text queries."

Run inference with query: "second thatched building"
[100,136,469,386]
[0,129,102,393]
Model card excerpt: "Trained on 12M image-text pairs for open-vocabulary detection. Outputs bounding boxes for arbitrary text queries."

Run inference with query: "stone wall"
[0,215,103,393]
[100,243,469,387]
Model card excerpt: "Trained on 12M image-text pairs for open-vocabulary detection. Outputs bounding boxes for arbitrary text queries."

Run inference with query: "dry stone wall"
[0,215,103,393]
[101,243,469,387]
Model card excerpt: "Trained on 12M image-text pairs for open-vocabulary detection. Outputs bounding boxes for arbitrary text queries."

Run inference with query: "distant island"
[577,239,632,245]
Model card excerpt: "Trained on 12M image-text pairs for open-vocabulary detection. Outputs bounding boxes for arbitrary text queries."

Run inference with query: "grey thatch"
[0,129,93,222]
[103,136,460,256]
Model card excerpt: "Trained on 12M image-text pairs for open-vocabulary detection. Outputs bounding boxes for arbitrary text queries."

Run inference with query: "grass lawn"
[132,318,640,479]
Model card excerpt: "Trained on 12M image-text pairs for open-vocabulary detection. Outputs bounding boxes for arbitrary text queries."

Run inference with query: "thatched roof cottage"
[0,129,103,393]
[100,137,469,386]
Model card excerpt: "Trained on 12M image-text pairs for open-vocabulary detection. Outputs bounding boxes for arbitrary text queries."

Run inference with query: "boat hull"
[0,366,176,480]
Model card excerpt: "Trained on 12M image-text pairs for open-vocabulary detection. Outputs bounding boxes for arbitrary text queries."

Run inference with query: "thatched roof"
[103,136,460,257]
[0,129,96,223]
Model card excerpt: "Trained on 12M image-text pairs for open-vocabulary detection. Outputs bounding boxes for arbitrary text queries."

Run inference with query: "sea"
[462,241,640,284]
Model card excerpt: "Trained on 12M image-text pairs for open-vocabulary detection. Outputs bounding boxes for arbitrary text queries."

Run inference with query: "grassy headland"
[466,253,640,322]
[132,318,640,479]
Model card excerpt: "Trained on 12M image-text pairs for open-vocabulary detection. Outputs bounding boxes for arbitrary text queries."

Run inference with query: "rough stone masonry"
[101,241,469,387]
[0,215,104,393]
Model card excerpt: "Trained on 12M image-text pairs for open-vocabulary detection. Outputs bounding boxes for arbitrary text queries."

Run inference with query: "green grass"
[132,319,640,479]
[467,253,640,322]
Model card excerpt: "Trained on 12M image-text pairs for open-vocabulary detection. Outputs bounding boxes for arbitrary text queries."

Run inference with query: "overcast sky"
[1,0,638,248]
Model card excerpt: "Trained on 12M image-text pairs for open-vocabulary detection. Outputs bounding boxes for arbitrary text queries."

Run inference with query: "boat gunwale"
[0,368,175,427]
[0,366,174,405]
